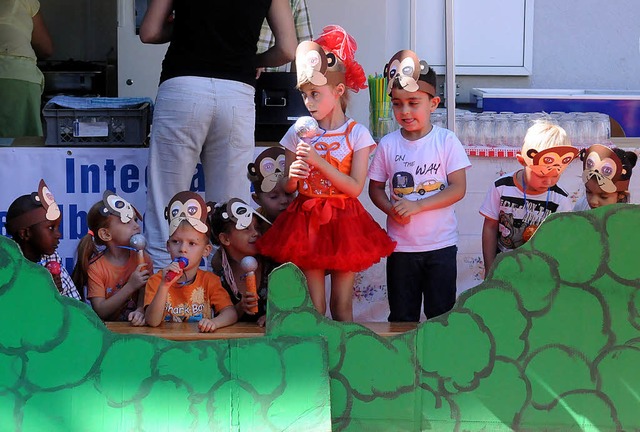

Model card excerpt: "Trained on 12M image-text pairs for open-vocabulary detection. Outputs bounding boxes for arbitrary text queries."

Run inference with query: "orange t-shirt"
[144,269,233,323]
[87,251,154,321]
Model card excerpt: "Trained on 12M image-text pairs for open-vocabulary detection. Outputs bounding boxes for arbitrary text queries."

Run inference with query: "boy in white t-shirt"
[368,50,471,321]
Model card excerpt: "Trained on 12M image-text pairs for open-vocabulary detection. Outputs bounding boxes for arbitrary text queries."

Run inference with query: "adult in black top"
[140,0,297,268]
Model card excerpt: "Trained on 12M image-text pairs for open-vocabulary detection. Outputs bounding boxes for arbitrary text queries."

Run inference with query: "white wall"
[307,0,640,124]
[531,0,640,90]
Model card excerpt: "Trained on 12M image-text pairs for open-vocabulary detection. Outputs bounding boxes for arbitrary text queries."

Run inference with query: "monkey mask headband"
[99,190,141,224]
[581,144,633,193]
[295,25,366,93]
[519,145,578,177]
[6,179,61,233]
[384,50,436,97]
[247,147,285,194]
[165,191,210,236]
[219,198,270,230]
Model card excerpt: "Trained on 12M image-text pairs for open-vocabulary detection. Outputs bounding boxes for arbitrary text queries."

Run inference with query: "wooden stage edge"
[105,321,419,341]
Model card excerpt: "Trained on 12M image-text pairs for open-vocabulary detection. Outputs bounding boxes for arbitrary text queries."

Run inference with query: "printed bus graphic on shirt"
[392,171,444,197]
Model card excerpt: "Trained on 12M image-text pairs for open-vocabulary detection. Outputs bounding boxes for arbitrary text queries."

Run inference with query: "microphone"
[129,234,147,267]
[45,261,61,276]
[240,256,259,314]
[44,260,63,293]
[293,116,320,144]
[165,257,188,282]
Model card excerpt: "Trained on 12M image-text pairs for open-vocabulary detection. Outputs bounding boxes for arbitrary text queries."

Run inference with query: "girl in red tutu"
[256,25,396,321]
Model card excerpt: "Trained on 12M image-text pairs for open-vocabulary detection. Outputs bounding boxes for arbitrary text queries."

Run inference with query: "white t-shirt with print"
[280,118,374,155]
[368,126,471,252]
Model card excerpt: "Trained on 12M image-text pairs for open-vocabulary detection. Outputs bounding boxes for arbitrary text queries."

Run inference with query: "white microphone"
[129,233,147,267]
[293,116,320,144]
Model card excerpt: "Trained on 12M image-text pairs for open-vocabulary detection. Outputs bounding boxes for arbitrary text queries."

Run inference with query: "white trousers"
[144,76,255,268]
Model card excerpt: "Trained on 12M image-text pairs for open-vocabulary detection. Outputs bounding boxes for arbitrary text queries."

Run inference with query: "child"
[208,198,277,327]
[479,119,578,274]
[257,25,396,322]
[144,191,237,332]
[368,50,471,322]
[573,144,637,210]
[247,146,295,226]
[72,190,152,325]
[6,179,81,300]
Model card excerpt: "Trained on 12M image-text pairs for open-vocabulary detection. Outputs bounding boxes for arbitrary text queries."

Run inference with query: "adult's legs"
[386,252,423,322]
[145,77,216,268]
[422,246,458,319]
[200,78,255,205]
[330,271,355,322]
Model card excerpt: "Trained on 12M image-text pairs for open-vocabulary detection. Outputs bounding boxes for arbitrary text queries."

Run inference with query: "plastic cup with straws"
[368,74,397,141]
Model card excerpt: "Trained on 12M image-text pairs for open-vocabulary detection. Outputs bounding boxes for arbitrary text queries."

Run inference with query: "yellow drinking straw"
[368,74,392,140]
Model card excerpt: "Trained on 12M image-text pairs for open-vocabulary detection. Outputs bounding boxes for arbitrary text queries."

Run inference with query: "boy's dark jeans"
[386,246,458,322]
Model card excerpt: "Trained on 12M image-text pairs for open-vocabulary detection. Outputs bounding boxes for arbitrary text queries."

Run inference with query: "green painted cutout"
[1,204,639,431]
[0,238,331,431]
[265,204,640,431]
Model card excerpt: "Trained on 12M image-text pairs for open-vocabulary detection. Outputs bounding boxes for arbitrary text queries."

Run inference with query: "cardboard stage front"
[1,205,639,431]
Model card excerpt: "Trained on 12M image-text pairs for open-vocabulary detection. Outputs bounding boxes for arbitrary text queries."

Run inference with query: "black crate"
[43,101,151,146]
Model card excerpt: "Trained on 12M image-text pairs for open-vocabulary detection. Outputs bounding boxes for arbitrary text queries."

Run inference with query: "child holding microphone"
[257,25,396,321]
[72,190,152,325]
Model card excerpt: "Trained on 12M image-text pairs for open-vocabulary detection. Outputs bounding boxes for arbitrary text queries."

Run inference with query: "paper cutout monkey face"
[581,144,627,193]
[165,191,210,236]
[6,179,61,234]
[99,190,141,224]
[384,50,435,97]
[295,40,341,88]
[521,146,579,177]
[222,198,270,230]
[248,147,286,194]
[38,179,61,222]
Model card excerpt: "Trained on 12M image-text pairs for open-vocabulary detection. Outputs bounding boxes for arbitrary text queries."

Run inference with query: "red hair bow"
[314,25,367,93]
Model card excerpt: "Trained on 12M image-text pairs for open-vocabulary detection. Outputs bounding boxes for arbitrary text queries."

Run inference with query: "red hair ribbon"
[314,25,367,93]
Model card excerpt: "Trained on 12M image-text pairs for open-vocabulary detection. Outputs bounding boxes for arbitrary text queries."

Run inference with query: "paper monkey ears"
[6,179,61,233]
[581,144,637,193]
[165,191,211,236]
[220,198,270,230]
[520,145,579,177]
[99,190,142,224]
[295,25,366,93]
[247,147,286,194]
[384,50,436,97]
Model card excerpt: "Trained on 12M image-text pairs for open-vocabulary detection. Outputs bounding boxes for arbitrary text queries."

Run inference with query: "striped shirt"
[479,170,572,252]
[256,0,313,72]
[40,252,82,301]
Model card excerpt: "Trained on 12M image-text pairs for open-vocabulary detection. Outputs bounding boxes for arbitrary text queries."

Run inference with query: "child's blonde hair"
[521,119,570,154]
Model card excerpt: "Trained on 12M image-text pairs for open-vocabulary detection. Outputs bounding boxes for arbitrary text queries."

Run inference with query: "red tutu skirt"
[256,195,396,272]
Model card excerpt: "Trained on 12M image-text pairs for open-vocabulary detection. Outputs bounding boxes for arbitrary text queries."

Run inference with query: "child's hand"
[257,315,266,328]
[129,263,150,289]
[388,192,412,224]
[128,309,146,326]
[289,159,310,179]
[162,261,183,285]
[391,194,421,219]
[240,292,258,315]
[295,141,322,166]
[389,210,411,225]
[51,273,63,293]
[198,318,217,333]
